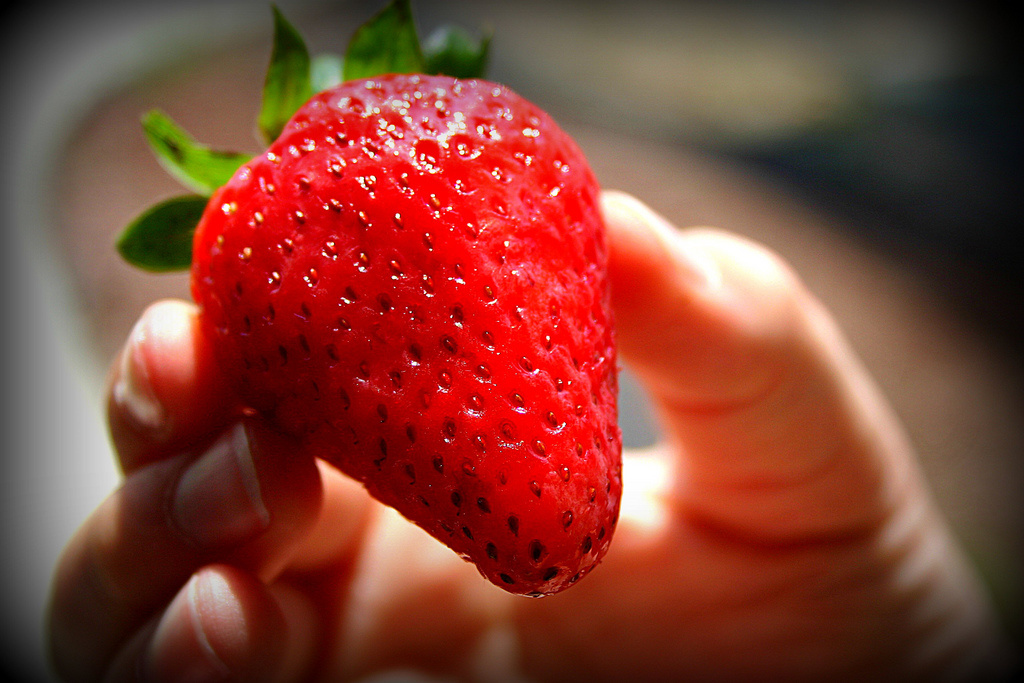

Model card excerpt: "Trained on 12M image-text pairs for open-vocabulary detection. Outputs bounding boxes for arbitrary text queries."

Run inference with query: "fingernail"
[112,315,167,432]
[602,191,721,290]
[142,572,235,682]
[172,424,270,548]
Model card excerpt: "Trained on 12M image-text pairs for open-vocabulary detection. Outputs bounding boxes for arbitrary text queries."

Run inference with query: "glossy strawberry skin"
[191,74,620,595]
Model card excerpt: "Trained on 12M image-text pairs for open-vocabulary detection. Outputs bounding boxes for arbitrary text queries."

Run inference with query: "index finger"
[107,299,237,473]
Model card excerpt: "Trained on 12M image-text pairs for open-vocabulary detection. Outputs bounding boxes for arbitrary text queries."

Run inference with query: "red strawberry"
[119,2,620,595]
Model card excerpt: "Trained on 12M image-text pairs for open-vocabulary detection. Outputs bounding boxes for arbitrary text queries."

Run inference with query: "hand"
[48,191,1014,682]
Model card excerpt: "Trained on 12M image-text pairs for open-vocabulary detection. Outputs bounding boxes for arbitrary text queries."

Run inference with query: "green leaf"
[258,5,313,144]
[142,110,250,196]
[343,0,425,81]
[116,195,207,272]
[423,25,491,79]
[311,53,344,92]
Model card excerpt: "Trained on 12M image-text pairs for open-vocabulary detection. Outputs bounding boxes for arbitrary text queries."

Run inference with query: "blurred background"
[2,0,1021,680]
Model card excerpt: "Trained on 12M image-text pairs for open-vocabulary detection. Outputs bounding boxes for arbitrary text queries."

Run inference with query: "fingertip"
[108,307,173,440]
[170,423,271,550]
[143,565,291,683]
[231,422,325,579]
[135,298,234,428]
[601,190,720,299]
[108,299,235,472]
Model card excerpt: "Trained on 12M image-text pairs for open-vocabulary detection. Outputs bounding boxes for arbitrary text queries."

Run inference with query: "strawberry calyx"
[117,0,489,272]
[257,5,314,144]
[141,110,252,195]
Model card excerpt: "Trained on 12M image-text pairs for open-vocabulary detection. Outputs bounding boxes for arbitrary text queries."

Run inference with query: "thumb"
[602,190,915,544]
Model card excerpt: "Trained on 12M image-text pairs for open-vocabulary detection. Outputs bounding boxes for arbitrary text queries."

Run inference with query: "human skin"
[47,191,1015,682]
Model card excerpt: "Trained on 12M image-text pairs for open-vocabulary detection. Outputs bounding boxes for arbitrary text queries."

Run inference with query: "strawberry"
[118,0,620,596]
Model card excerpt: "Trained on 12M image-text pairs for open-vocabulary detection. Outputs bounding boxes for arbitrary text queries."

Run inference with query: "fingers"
[100,565,318,683]
[602,190,914,543]
[48,421,322,683]
[52,296,377,681]
[105,297,373,572]
[107,299,236,474]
